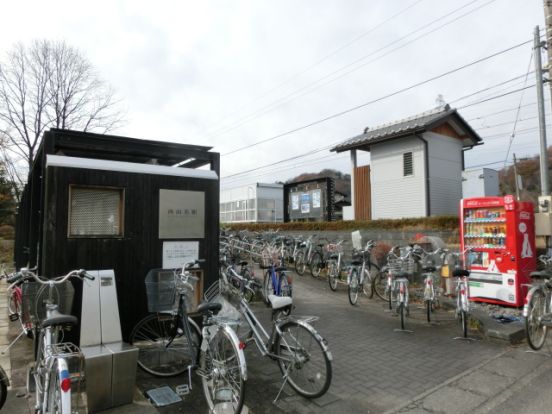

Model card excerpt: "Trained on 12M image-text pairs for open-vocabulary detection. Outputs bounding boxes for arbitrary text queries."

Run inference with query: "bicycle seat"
[238,261,248,266]
[351,260,363,266]
[394,271,411,279]
[41,309,78,329]
[196,301,222,315]
[268,294,292,310]
[275,267,287,272]
[423,266,437,273]
[530,271,552,279]
[329,254,339,260]
[453,269,470,277]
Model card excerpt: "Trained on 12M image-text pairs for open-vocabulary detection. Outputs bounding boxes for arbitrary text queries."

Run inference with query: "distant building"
[283,177,335,222]
[331,104,482,219]
[462,168,499,198]
[220,183,283,223]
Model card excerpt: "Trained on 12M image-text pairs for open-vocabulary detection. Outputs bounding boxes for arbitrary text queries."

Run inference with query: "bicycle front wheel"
[348,269,360,306]
[263,270,274,305]
[295,250,306,275]
[130,313,201,377]
[200,328,245,414]
[275,321,332,398]
[525,289,548,350]
[328,262,338,291]
[309,251,323,278]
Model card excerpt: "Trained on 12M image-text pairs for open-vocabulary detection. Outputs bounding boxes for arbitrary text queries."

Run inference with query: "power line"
[222,39,532,157]
[197,0,426,139]
[209,0,494,146]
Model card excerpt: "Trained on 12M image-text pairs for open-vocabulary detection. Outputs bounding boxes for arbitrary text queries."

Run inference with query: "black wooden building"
[15,129,220,339]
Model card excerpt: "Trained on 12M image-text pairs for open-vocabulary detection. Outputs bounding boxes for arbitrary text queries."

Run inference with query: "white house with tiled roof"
[331,104,482,220]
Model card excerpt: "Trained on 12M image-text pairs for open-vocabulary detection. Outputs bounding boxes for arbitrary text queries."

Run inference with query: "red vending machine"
[460,195,536,307]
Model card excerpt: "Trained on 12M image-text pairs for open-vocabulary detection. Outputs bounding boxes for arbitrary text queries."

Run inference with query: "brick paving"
[3,269,522,413]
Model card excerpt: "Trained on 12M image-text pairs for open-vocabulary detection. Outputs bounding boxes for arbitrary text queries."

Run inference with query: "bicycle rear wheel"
[275,321,332,398]
[348,269,360,305]
[525,289,548,350]
[200,328,245,414]
[130,313,201,377]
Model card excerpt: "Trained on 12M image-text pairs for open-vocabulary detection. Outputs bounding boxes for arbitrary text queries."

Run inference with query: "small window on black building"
[68,186,124,237]
[403,152,413,176]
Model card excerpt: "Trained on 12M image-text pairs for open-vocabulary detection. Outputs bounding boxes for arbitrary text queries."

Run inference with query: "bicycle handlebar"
[20,268,94,284]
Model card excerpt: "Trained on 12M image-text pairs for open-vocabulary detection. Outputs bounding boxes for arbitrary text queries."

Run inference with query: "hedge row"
[223,215,460,232]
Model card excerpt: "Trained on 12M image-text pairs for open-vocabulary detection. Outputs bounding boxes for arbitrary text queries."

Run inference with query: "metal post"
[350,149,357,220]
[534,25,550,196]
[513,153,520,201]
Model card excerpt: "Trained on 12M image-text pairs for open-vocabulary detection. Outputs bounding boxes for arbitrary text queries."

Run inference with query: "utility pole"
[534,25,550,196]
[513,153,520,201]
[544,1,552,100]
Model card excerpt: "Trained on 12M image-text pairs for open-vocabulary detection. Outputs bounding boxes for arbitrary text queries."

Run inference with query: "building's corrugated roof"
[330,105,481,153]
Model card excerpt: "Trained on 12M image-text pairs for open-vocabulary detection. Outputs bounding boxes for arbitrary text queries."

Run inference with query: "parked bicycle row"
[219,229,477,338]
[0,255,332,413]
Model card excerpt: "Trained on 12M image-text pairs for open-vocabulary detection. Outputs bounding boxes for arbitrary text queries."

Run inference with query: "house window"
[69,186,124,237]
[403,152,413,176]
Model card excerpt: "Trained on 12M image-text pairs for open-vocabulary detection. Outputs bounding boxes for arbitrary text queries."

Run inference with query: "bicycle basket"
[261,246,280,268]
[21,281,75,326]
[145,269,177,313]
[325,243,343,254]
[387,255,416,275]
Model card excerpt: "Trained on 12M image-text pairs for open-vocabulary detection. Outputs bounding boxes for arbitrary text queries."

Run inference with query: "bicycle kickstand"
[273,363,293,404]
[1,329,25,354]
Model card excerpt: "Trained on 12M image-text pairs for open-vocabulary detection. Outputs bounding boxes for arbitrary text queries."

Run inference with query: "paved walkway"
[3,270,552,413]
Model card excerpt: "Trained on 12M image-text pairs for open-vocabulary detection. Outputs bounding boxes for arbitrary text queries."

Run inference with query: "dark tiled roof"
[330,105,481,153]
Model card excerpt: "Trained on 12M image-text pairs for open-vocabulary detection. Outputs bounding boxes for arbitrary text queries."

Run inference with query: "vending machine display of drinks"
[460,195,536,307]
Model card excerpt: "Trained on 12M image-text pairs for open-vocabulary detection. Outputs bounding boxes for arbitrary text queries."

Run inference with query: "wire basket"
[261,246,280,268]
[21,281,75,326]
[325,243,343,254]
[387,255,416,276]
[145,269,197,313]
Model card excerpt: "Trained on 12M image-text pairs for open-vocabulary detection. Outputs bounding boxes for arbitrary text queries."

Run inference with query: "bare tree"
[0,39,124,182]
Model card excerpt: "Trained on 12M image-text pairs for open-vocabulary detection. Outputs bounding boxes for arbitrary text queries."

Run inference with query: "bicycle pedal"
[9,313,18,322]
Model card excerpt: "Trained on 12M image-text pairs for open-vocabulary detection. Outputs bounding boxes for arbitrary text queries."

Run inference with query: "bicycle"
[130,261,247,413]
[234,272,332,402]
[327,241,345,291]
[294,235,315,275]
[1,269,35,354]
[261,246,292,306]
[347,241,380,305]
[415,246,447,323]
[523,255,552,350]
[308,239,330,278]
[19,268,93,414]
[386,246,417,331]
[450,249,473,339]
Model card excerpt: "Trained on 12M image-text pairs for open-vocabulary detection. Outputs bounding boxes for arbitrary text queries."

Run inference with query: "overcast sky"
[0,1,547,188]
